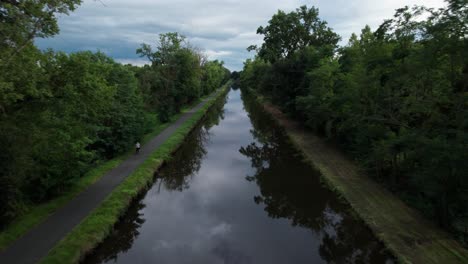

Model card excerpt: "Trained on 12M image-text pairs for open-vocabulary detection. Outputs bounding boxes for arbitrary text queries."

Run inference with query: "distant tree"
[201,60,228,95]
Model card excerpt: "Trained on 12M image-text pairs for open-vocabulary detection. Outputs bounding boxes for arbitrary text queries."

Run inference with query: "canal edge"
[243,88,468,264]
[39,84,231,264]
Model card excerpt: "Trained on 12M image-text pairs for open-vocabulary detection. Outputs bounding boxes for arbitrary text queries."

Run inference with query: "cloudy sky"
[36,0,446,71]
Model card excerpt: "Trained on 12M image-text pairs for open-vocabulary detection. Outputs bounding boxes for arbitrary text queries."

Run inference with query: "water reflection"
[154,94,227,192]
[83,89,393,264]
[86,197,146,264]
[240,91,393,263]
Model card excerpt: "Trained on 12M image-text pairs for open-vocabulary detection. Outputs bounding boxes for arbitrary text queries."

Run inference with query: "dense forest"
[0,1,229,227]
[241,0,468,242]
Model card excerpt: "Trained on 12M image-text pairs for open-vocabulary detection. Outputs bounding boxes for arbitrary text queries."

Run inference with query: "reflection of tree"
[239,140,332,230]
[240,90,393,263]
[155,125,209,191]
[155,95,226,191]
[319,212,391,263]
[84,198,146,264]
[204,94,226,130]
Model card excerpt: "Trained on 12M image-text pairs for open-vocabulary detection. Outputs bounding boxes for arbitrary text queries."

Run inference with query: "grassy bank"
[39,85,229,264]
[246,89,468,264]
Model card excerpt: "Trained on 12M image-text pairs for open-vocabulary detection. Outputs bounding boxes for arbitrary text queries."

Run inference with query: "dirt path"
[262,103,468,264]
[0,94,218,264]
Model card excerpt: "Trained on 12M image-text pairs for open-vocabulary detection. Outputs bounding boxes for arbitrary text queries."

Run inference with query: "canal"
[83,88,394,263]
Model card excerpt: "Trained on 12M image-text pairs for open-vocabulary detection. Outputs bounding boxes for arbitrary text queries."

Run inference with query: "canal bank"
[0,86,230,264]
[81,89,394,264]
[245,88,468,263]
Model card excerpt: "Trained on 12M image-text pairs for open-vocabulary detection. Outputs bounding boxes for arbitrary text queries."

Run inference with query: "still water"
[84,89,394,264]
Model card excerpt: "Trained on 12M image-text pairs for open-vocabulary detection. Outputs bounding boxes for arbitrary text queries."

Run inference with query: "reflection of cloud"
[212,239,253,264]
[322,206,343,239]
[153,239,172,250]
[36,0,445,71]
[209,222,232,237]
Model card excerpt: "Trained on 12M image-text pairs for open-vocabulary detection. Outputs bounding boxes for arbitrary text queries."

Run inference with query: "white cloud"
[115,58,149,66]
[39,0,446,71]
[209,222,232,237]
[204,50,232,60]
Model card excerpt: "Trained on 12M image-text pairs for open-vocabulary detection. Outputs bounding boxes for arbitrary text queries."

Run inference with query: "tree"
[253,5,340,63]
[201,60,229,95]
[136,32,229,122]
[137,33,201,121]
[0,0,81,63]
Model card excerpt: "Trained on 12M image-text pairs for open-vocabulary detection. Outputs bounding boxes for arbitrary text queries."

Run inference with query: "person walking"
[135,141,141,154]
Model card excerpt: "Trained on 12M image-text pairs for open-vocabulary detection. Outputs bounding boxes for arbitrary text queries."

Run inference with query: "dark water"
[83,89,394,264]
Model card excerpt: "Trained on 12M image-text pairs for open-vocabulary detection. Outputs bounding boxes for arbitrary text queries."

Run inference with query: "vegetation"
[241,0,468,243]
[1,109,177,250]
[39,86,229,264]
[136,32,230,122]
[0,0,229,230]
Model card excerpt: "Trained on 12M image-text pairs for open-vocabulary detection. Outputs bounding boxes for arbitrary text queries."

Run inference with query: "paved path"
[0,92,220,264]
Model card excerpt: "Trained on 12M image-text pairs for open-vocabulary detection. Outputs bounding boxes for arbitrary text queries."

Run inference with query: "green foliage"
[242,1,468,242]
[136,32,228,122]
[91,59,148,158]
[0,51,150,225]
[0,0,81,67]
[254,5,340,63]
[136,32,229,122]
[0,0,82,226]
[242,5,340,115]
[201,60,230,95]
[0,20,229,230]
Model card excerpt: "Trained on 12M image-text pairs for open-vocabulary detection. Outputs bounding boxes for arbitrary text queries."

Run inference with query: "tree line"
[0,1,229,227]
[241,0,467,241]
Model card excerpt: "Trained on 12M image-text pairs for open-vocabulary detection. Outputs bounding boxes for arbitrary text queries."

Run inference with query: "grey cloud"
[37,0,445,71]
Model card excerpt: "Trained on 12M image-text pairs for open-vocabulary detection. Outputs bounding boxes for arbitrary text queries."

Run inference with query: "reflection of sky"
[91,89,389,264]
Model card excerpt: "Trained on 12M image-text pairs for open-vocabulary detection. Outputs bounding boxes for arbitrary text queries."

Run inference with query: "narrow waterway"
[84,89,394,264]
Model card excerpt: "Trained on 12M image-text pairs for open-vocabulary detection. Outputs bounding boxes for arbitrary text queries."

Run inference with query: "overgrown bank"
[244,88,468,263]
[39,85,230,264]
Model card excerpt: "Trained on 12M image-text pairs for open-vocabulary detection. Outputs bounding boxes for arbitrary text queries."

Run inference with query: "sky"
[36,0,446,71]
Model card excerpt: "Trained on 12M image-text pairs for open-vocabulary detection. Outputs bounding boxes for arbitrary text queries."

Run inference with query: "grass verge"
[39,85,229,264]
[245,88,468,264]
